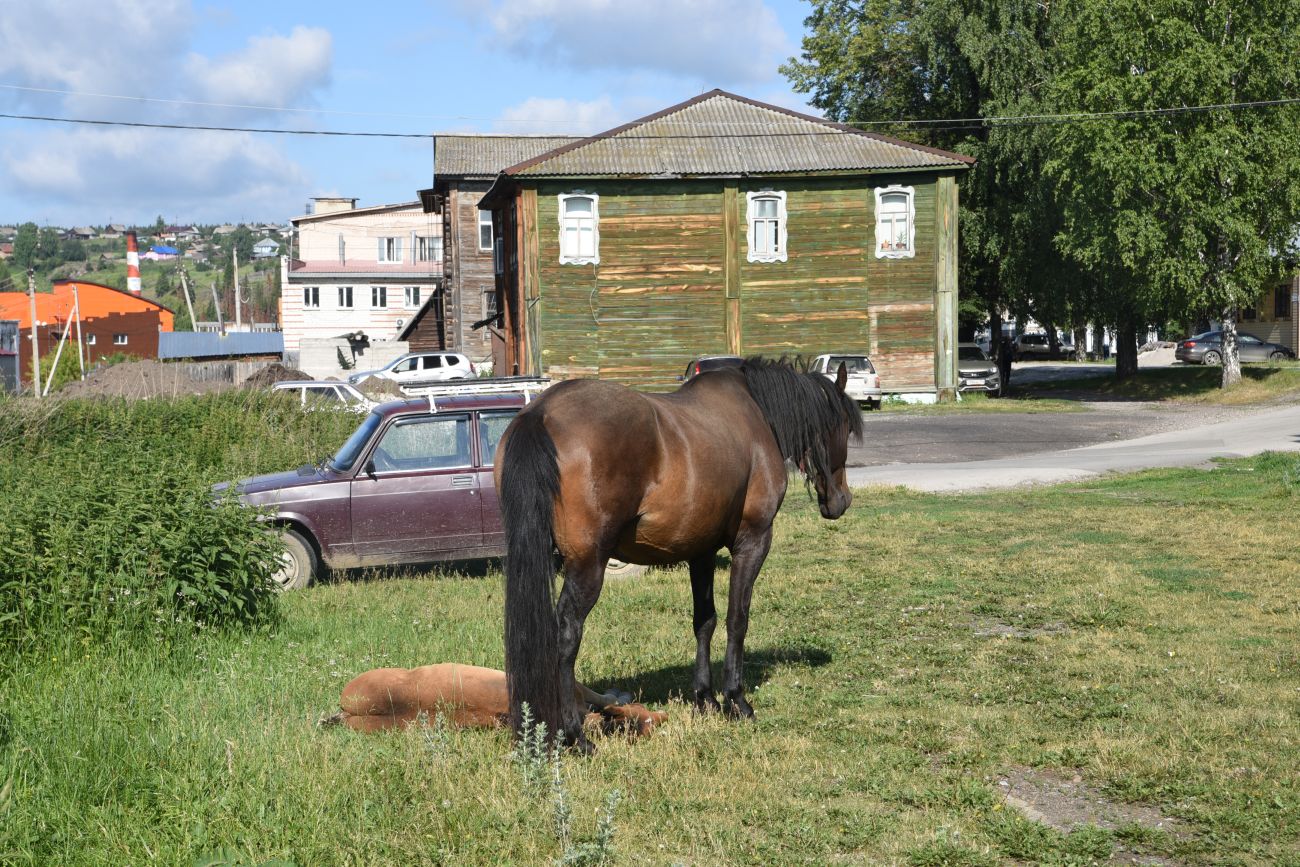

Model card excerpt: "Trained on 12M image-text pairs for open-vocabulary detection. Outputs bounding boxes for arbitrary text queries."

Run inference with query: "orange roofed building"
[0,280,174,386]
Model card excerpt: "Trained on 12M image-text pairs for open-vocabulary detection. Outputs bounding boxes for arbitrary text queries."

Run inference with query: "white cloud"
[494,96,621,135]
[187,26,333,109]
[474,0,790,84]
[1,128,310,223]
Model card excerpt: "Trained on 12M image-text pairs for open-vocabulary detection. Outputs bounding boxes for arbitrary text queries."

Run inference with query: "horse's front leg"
[689,552,722,713]
[721,525,773,719]
[555,555,605,751]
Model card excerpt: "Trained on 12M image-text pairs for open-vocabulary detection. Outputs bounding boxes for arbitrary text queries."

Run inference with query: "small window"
[303,286,320,309]
[404,286,422,308]
[113,334,128,345]
[417,236,441,262]
[493,239,504,275]
[1275,286,1291,320]
[338,286,353,309]
[484,290,498,317]
[371,415,472,472]
[371,286,387,308]
[478,210,494,252]
[85,333,97,345]
[377,236,402,264]
[874,185,916,259]
[422,355,444,370]
[478,410,519,466]
[558,193,599,265]
[746,191,787,263]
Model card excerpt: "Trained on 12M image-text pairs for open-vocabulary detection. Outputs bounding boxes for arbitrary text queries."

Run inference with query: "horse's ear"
[835,362,848,393]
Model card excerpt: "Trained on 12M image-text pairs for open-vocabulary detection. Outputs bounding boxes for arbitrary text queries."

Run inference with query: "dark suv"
[219,394,524,589]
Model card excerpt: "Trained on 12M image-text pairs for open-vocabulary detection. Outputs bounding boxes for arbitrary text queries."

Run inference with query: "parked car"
[271,380,374,413]
[1174,331,1295,365]
[682,355,743,380]
[956,343,1001,395]
[808,353,882,409]
[219,393,641,589]
[347,351,475,386]
[1012,332,1073,360]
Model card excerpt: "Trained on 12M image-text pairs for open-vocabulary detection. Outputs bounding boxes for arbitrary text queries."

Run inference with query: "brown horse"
[495,358,862,750]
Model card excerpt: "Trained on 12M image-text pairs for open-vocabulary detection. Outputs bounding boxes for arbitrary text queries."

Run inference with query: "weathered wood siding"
[448,181,496,362]
[521,173,952,391]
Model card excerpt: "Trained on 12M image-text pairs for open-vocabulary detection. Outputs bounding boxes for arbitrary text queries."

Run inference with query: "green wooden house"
[479,90,973,395]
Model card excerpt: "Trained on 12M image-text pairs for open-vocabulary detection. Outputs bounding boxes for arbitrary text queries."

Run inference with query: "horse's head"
[808,363,859,520]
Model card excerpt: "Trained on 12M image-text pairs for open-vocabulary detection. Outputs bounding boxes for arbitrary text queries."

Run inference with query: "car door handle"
[450,475,474,488]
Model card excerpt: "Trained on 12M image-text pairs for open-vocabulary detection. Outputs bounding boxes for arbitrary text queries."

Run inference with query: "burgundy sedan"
[225,394,524,589]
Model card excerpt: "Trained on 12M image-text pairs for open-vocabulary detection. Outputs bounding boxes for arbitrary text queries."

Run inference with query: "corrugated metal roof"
[506,90,973,178]
[158,331,284,359]
[434,135,583,179]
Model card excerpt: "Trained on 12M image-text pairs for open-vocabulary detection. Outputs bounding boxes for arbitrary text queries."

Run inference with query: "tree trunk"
[1045,321,1060,358]
[1221,305,1242,387]
[1114,314,1139,380]
[1091,323,1107,361]
[1072,326,1087,362]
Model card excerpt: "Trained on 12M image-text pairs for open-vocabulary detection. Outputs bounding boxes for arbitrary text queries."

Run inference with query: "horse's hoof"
[724,695,755,719]
[694,693,722,714]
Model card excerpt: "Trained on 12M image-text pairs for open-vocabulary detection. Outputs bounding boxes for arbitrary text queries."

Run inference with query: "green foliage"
[335,346,354,370]
[0,392,359,658]
[36,344,84,394]
[11,222,37,270]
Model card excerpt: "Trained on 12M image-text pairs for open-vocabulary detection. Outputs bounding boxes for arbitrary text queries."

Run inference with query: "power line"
[0,96,1297,140]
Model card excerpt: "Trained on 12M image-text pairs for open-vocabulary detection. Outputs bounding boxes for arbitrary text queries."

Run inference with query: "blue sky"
[0,0,819,227]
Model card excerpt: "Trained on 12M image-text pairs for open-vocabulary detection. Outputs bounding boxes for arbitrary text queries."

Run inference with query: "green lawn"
[4,455,1300,865]
[1023,362,1300,405]
[881,391,1085,414]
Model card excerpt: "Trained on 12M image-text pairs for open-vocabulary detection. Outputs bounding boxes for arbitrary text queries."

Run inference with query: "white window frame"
[478,210,494,252]
[404,286,422,308]
[303,286,320,309]
[377,236,403,264]
[113,333,128,345]
[746,190,788,263]
[874,185,916,259]
[338,286,353,309]
[416,235,441,263]
[371,285,387,309]
[558,193,599,265]
[85,333,97,345]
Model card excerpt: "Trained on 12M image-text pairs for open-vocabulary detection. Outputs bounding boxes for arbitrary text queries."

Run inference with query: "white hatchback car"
[809,354,883,409]
[347,351,475,386]
[271,380,375,413]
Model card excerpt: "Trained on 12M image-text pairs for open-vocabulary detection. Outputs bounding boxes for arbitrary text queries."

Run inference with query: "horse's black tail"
[499,408,564,741]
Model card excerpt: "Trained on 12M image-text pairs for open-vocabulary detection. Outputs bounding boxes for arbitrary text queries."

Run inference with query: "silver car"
[957,343,1002,394]
[1175,331,1295,365]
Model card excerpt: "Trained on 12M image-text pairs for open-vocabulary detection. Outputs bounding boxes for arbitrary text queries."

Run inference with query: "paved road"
[846,403,1300,492]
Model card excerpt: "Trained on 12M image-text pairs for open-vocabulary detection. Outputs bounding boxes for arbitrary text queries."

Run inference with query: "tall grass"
[0,392,359,659]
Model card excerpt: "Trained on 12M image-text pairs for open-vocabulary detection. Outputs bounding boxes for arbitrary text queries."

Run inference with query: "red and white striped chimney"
[125,231,141,294]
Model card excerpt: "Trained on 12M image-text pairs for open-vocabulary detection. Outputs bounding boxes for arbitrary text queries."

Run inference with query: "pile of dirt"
[355,376,403,398]
[243,363,312,388]
[56,359,233,400]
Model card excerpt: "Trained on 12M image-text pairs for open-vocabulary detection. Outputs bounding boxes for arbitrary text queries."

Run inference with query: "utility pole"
[210,282,225,335]
[27,267,40,398]
[233,245,242,331]
[177,266,197,331]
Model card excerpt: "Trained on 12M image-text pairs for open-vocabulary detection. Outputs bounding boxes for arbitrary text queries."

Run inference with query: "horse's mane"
[738,357,864,480]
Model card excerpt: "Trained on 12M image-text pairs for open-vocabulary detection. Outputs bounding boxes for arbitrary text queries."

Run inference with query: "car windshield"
[330,411,383,472]
[826,355,874,373]
[957,347,988,362]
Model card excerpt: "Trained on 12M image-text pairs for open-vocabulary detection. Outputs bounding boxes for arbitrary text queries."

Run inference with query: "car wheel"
[604,559,647,580]
[1270,350,1288,361]
[1203,350,1222,366]
[272,527,317,591]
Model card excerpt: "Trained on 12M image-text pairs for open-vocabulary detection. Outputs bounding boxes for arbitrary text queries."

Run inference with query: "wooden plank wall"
[527,174,949,391]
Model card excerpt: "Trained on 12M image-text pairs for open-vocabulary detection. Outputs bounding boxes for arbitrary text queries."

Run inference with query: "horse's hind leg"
[721,525,773,719]
[689,552,722,713]
[555,554,605,751]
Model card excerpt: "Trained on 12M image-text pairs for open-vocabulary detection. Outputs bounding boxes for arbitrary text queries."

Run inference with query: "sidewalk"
[846,403,1300,492]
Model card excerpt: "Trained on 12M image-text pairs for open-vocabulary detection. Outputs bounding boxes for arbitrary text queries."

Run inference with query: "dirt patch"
[998,767,1187,864]
[356,376,403,398]
[56,359,233,399]
[242,363,311,388]
[971,618,1068,639]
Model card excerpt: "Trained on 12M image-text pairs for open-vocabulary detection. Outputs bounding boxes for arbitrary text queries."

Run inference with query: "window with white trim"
[416,235,441,262]
[377,236,402,263]
[746,190,788,263]
[404,286,422,308]
[303,286,319,309]
[478,210,493,252]
[558,193,599,264]
[113,334,128,345]
[874,185,915,258]
[85,333,97,345]
[371,286,387,308]
[338,286,353,309]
